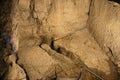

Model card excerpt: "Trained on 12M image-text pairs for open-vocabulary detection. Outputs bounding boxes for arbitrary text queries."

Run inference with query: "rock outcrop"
[0,0,120,80]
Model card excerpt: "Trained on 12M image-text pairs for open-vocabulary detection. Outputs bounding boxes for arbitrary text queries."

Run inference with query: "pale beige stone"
[0,0,120,80]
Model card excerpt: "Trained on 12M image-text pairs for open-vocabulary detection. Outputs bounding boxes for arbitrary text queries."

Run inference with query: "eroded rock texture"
[0,0,120,80]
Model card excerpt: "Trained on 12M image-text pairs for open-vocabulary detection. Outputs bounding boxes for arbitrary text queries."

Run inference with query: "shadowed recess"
[0,0,13,79]
[109,0,120,3]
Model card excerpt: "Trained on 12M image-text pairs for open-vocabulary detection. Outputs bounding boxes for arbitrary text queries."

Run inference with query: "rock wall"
[0,0,120,80]
[88,0,120,67]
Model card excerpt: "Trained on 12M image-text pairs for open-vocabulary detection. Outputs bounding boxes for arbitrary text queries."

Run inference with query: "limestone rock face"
[0,0,120,80]
[17,46,56,80]
[39,0,90,39]
[88,0,120,67]
[4,54,26,80]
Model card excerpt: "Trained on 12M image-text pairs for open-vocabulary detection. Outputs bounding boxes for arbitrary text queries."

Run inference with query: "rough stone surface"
[4,54,26,80]
[0,0,120,80]
[54,28,118,80]
[88,0,120,66]
[17,46,56,80]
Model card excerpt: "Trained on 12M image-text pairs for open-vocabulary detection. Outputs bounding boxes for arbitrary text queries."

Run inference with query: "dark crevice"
[16,53,29,80]
[15,53,19,64]
[54,67,57,80]
[50,40,55,50]
[106,48,120,79]
[48,40,105,80]
[77,68,83,80]
[41,42,104,80]
[88,0,92,16]
[107,47,114,58]
[109,0,120,3]
[56,47,62,53]
[50,39,63,54]
[39,34,104,80]
[51,67,57,80]
[39,36,53,48]
[106,47,118,67]
[52,45,77,60]
[18,65,29,80]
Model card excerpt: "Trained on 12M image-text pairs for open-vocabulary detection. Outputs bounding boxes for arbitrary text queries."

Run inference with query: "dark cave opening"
[109,0,120,3]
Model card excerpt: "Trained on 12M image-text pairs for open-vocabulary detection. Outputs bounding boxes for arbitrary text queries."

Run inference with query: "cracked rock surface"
[0,0,120,80]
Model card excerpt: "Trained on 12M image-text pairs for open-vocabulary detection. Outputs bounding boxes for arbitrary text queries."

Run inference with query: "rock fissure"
[54,47,105,80]
[40,42,105,80]
[53,27,87,42]
[15,53,28,80]
[29,0,35,18]
[0,0,120,79]
[29,0,41,35]
[18,65,29,80]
